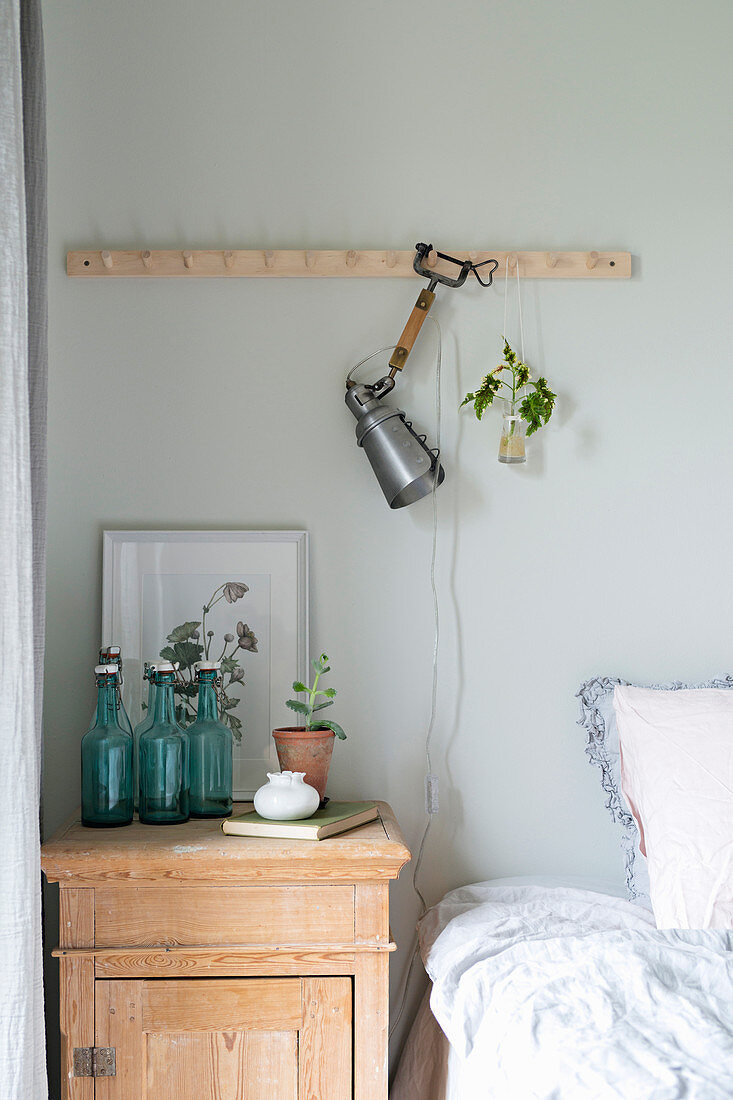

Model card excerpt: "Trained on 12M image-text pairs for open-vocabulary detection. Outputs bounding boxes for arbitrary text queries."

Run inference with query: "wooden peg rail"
[67,248,631,279]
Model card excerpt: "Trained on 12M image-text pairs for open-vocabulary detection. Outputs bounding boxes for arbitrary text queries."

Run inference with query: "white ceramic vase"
[253,771,320,821]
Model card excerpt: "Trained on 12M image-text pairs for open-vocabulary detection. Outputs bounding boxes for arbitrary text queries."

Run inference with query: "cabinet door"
[94,977,351,1100]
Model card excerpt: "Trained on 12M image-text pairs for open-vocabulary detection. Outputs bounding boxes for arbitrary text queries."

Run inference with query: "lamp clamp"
[413,242,499,289]
[386,243,498,374]
[345,242,499,395]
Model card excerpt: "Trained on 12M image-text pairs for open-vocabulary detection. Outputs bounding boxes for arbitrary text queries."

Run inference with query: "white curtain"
[0,0,48,1096]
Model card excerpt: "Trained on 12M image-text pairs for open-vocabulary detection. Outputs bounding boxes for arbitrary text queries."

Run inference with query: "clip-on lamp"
[345,243,498,508]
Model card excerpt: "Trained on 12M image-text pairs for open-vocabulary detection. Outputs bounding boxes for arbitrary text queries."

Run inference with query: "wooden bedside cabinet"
[42,802,410,1100]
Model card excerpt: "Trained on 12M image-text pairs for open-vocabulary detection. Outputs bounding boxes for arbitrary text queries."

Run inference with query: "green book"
[221,800,378,841]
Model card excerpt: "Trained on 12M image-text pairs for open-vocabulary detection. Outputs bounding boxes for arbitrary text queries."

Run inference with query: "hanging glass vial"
[81,664,133,828]
[93,645,134,737]
[498,400,527,464]
[139,662,190,825]
[188,661,233,818]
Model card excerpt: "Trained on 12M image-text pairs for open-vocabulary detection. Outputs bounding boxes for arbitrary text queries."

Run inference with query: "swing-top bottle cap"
[95,663,118,675]
[101,645,121,656]
[195,661,221,673]
[153,661,179,674]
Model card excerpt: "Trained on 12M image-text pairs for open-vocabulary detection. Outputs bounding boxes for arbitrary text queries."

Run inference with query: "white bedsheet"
[417,882,733,1099]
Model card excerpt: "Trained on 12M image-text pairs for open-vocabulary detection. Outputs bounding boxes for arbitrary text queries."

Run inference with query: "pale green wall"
[42,0,733,1092]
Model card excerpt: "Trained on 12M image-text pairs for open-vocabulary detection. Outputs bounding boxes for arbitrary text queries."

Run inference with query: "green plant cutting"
[286,653,347,739]
[460,338,556,435]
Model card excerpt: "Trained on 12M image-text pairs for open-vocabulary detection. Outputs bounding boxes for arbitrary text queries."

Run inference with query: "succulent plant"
[285,653,346,739]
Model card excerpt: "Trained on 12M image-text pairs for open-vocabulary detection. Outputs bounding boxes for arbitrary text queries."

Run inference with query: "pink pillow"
[614,684,733,929]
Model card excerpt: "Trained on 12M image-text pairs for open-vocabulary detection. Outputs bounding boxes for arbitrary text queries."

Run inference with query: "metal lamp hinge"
[73,1047,116,1078]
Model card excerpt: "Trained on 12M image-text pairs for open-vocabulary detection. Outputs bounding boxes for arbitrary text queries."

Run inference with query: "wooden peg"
[141,250,153,270]
[586,250,599,270]
[508,253,518,270]
[183,250,194,269]
[224,250,235,269]
[263,250,275,269]
[546,252,558,268]
[346,250,358,268]
[468,251,478,262]
[101,250,113,269]
[305,251,316,270]
[427,249,438,268]
[386,250,397,269]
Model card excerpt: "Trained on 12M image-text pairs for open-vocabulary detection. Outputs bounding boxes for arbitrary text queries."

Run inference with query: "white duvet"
[418,883,733,1099]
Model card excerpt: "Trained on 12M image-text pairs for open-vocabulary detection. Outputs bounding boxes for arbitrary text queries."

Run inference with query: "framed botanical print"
[102,530,309,798]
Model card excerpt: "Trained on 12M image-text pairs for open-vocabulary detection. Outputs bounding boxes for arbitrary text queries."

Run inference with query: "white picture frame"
[102,530,309,799]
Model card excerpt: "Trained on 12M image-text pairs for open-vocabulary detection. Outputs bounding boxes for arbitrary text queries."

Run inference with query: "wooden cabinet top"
[41,801,410,886]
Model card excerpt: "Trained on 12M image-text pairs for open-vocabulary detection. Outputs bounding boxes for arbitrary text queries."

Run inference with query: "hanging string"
[503,257,509,339]
[516,258,526,365]
[502,258,526,366]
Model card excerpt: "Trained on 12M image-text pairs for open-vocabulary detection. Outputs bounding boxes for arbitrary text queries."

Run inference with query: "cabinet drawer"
[94,886,355,946]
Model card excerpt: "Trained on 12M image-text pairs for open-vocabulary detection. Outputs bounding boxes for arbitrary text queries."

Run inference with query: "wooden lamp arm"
[388,286,436,375]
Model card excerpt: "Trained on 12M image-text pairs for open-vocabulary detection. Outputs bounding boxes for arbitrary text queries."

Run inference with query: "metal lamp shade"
[346,384,445,509]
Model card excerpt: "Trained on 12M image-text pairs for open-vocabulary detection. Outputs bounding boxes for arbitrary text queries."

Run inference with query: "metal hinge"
[73,1047,116,1077]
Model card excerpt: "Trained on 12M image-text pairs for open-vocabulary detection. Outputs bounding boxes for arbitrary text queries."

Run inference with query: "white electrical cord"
[413,314,441,909]
[389,314,442,1040]
[347,322,443,1041]
[345,345,397,385]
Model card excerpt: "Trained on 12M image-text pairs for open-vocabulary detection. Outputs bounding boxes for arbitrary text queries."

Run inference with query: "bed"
[391,875,733,1099]
[391,676,733,1099]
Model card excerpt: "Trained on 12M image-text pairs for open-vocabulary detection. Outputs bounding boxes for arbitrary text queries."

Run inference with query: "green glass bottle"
[188,662,233,818]
[93,645,134,738]
[132,662,159,812]
[81,664,133,828]
[139,663,190,825]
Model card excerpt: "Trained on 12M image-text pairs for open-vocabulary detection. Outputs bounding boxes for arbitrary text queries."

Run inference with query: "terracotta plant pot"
[272,727,335,801]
